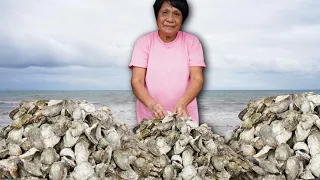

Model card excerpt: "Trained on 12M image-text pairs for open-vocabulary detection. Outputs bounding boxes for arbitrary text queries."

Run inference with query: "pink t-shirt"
[129,30,206,124]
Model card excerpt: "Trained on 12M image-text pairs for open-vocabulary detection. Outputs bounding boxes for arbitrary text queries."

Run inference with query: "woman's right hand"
[148,102,166,119]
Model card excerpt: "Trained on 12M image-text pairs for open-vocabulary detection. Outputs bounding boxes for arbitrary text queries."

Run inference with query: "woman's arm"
[131,67,166,118]
[131,67,155,109]
[173,66,204,117]
[181,66,204,104]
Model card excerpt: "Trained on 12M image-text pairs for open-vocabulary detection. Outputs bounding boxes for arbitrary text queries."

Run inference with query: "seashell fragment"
[27,127,45,151]
[118,168,139,180]
[72,161,95,180]
[0,157,20,179]
[63,129,79,148]
[163,165,175,180]
[49,162,68,180]
[295,123,311,142]
[242,113,261,129]
[157,136,172,155]
[275,143,293,161]
[75,142,90,164]
[8,143,22,156]
[239,127,255,143]
[307,131,320,158]
[40,124,61,148]
[254,146,273,159]
[22,160,43,177]
[240,144,256,156]
[42,104,63,117]
[60,148,75,161]
[300,165,315,179]
[48,100,63,106]
[293,142,309,154]
[113,150,132,170]
[309,154,320,178]
[41,147,59,165]
[258,125,278,148]
[282,110,299,132]
[270,120,292,145]
[182,146,194,167]
[7,127,24,144]
[268,96,290,114]
[258,160,279,174]
[285,157,300,180]
[181,165,197,180]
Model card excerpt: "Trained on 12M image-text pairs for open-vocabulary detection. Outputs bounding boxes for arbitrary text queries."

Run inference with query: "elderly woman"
[129,0,206,124]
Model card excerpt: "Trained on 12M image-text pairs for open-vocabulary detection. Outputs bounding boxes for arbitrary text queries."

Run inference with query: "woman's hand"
[173,100,189,119]
[148,102,166,119]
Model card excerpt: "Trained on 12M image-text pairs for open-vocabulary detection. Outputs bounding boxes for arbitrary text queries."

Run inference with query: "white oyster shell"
[270,120,292,145]
[293,142,309,154]
[75,142,89,164]
[72,162,95,180]
[239,127,255,143]
[309,154,320,177]
[307,131,320,158]
[40,124,61,148]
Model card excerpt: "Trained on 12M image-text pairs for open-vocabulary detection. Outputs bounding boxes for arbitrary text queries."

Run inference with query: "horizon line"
[1,89,319,92]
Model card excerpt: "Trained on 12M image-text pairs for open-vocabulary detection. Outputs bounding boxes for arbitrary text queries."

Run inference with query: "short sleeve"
[188,36,206,67]
[128,35,150,69]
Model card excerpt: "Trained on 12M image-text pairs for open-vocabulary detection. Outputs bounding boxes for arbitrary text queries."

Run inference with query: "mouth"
[164,25,175,28]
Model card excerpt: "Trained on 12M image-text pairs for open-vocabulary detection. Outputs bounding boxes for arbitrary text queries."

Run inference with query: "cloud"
[0,66,131,90]
[0,0,156,68]
[186,0,320,74]
[0,0,319,90]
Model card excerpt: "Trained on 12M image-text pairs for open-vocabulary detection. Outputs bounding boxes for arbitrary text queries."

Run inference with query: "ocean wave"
[0,111,9,116]
[0,115,11,125]
[0,100,20,104]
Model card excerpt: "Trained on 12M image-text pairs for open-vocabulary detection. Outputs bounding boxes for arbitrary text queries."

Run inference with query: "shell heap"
[1,92,320,179]
[226,92,320,180]
[133,113,252,180]
[0,99,254,180]
[0,99,133,179]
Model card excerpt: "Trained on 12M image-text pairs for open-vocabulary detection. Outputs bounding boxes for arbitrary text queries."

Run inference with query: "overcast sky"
[0,0,320,90]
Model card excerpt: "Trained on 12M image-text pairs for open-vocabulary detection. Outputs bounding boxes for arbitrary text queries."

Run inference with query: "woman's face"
[157,1,183,37]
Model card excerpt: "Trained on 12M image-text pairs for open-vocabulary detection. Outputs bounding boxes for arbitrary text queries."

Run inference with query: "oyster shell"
[181,165,197,180]
[293,142,309,154]
[71,162,95,180]
[49,162,68,180]
[40,124,60,148]
[285,157,300,180]
[40,147,59,165]
[309,154,320,177]
[275,143,293,161]
[307,131,320,157]
[74,142,89,164]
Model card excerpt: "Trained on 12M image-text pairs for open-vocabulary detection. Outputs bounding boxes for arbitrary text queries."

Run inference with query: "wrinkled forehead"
[160,1,181,12]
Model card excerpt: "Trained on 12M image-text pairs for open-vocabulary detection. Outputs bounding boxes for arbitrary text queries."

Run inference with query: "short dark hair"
[153,0,189,24]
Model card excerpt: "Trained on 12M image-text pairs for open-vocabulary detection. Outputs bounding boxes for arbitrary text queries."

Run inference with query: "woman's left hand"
[173,100,189,119]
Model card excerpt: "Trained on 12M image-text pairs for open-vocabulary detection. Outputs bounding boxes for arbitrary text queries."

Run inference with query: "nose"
[166,13,174,22]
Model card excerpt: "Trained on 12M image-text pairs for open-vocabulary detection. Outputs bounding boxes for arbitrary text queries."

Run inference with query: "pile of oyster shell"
[0,99,255,179]
[133,113,254,180]
[1,92,320,180]
[226,92,320,179]
[0,99,130,179]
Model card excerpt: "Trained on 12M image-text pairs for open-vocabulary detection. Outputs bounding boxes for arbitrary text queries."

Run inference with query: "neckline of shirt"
[155,30,181,47]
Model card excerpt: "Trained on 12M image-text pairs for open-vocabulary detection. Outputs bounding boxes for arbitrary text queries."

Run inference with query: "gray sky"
[0,0,320,90]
